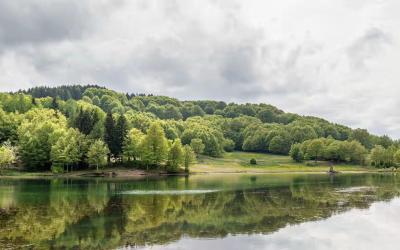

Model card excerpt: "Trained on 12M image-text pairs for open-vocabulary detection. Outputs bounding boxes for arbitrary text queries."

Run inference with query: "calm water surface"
[1,173,399,250]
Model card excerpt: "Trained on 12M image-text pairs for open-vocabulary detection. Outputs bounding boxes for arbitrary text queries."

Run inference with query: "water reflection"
[143,198,400,250]
[0,174,399,249]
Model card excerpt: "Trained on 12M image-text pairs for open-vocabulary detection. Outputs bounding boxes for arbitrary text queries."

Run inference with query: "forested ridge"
[0,85,399,172]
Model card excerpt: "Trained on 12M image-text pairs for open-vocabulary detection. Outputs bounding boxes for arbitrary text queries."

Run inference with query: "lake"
[1,173,399,250]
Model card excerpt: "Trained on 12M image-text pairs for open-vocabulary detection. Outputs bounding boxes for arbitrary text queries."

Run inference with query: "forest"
[0,85,399,173]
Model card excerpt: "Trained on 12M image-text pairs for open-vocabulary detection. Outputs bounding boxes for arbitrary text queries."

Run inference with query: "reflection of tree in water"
[1,174,400,249]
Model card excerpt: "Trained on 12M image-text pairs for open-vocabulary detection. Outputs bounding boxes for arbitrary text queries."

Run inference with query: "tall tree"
[167,139,184,171]
[104,112,117,160]
[115,114,128,159]
[123,128,144,162]
[183,145,195,173]
[141,122,169,168]
[87,140,109,171]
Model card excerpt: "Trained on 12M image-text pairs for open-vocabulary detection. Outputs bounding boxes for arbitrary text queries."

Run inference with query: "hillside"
[0,85,398,173]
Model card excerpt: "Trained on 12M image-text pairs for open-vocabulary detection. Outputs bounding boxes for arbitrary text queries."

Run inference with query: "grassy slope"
[191,151,375,173]
[1,152,378,178]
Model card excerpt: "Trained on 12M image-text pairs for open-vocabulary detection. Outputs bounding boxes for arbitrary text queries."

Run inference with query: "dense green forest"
[0,85,399,172]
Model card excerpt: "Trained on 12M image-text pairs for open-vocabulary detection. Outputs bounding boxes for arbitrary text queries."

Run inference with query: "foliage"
[0,85,396,171]
[190,138,205,155]
[140,122,169,167]
[183,145,195,172]
[167,139,184,171]
[123,128,144,161]
[289,143,303,162]
[87,140,109,171]
[250,158,257,165]
[291,138,368,165]
[17,109,67,171]
[0,142,17,169]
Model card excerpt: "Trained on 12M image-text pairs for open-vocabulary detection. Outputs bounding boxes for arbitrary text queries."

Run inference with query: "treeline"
[0,85,398,171]
[289,138,368,165]
[0,107,194,173]
[289,136,400,168]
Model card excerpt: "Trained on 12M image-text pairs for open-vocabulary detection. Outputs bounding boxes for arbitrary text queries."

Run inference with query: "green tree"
[268,135,291,154]
[18,109,67,171]
[74,108,99,135]
[0,142,17,172]
[289,143,303,162]
[87,140,109,171]
[190,138,205,155]
[123,128,144,161]
[257,109,275,123]
[183,145,195,173]
[394,150,400,168]
[350,128,373,149]
[115,114,128,159]
[51,128,86,172]
[141,122,169,168]
[167,139,184,171]
[306,139,324,163]
[104,112,117,159]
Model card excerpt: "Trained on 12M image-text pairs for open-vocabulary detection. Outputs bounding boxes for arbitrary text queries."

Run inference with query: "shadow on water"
[1,173,400,249]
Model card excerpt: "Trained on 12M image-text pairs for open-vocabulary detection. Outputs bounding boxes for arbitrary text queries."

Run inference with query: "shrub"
[51,164,64,174]
[250,158,257,165]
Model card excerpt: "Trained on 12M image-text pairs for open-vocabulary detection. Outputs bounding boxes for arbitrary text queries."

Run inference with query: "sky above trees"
[0,0,399,138]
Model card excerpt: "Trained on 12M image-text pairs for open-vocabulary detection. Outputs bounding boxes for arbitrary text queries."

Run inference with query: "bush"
[250,158,257,165]
[51,164,64,174]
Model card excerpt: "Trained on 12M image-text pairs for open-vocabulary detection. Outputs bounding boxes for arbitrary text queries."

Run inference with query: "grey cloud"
[0,0,399,138]
[0,1,92,47]
[219,46,259,83]
[347,28,391,69]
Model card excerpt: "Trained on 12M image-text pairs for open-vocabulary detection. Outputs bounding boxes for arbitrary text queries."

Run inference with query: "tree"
[0,142,17,172]
[50,128,86,172]
[51,97,59,109]
[350,128,373,149]
[75,108,99,135]
[163,105,183,120]
[289,143,303,162]
[123,128,144,161]
[141,122,169,168]
[87,140,109,171]
[183,145,195,173]
[394,150,400,168]
[370,145,387,167]
[18,109,67,171]
[167,139,184,171]
[257,109,275,123]
[306,139,324,163]
[115,114,128,159]
[223,139,235,152]
[268,135,291,154]
[104,112,117,159]
[190,138,205,155]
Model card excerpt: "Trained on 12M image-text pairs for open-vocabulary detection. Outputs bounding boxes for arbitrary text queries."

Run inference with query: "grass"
[191,151,376,173]
[0,152,380,178]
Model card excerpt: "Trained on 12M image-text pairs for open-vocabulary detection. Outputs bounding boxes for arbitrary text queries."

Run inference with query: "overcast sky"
[0,0,399,138]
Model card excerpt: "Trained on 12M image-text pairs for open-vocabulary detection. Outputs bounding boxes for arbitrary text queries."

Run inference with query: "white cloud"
[137,198,400,250]
[0,0,399,138]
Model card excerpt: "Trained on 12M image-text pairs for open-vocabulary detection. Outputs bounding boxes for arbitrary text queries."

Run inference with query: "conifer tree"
[104,112,117,160]
[115,114,128,159]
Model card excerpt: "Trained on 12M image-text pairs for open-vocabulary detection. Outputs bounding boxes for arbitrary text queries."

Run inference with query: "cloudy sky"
[0,0,399,138]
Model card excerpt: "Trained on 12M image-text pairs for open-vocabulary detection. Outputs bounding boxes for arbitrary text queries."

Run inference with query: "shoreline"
[0,167,396,179]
